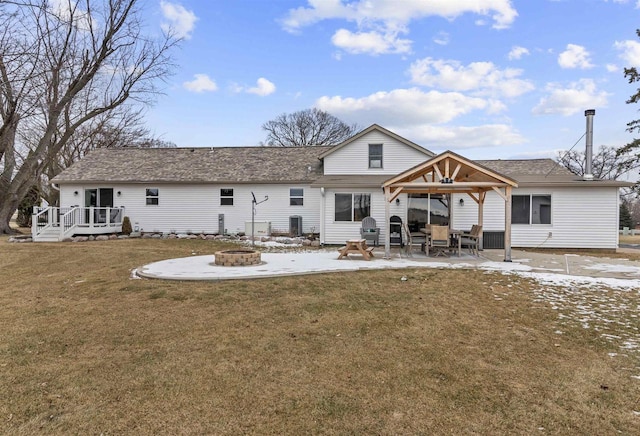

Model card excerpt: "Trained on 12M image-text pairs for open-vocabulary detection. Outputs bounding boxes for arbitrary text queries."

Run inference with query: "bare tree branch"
[261,108,359,147]
[0,0,179,233]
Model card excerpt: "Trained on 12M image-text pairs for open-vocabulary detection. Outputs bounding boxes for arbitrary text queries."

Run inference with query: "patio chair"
[461,225,482,256]
[430,225,450,257]
[402,222,425,257]
[360,216,380,246]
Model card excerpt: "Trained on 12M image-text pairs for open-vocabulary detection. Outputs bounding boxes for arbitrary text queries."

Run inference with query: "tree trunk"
[0,193,19,234]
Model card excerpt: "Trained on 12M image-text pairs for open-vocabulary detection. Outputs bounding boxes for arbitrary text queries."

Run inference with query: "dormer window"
[369,144,383,168]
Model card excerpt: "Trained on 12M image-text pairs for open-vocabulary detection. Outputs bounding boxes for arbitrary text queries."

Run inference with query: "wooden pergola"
[381,151,519,261]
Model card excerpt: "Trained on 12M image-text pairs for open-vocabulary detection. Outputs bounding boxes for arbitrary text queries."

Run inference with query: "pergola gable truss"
[381,151,518,261]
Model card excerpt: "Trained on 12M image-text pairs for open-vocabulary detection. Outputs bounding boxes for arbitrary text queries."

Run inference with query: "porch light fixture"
[440,177,453,184]
[74,191,78,196]
[459,198,464,206]
[395,198,400,206]
[117,191,122,197]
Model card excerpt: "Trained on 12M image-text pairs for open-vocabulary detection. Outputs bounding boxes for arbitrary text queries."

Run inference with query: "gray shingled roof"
[53,149,632,188]
[477,158,573,177]
[52,146,333,184]
[479,158,631,187]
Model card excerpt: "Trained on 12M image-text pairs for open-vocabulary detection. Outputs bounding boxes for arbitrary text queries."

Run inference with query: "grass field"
[620,233,640,245]
[1,237,639,434]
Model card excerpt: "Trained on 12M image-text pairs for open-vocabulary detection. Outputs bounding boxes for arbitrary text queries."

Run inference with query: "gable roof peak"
[318,124,434,159]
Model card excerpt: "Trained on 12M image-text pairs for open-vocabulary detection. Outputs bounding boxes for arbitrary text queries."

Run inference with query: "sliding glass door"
[407,193,449,232]
[84,188,114,224]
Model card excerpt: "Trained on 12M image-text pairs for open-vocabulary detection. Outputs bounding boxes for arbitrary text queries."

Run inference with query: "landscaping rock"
[302,239,311,246]
[73,236,89,242]
[141,233,152,239]
[109,234,118,240]
[151,234,162,239]
[9,235,33,243]
[117,235,129,239]
[95,235,109,241]
[310,240,321,247]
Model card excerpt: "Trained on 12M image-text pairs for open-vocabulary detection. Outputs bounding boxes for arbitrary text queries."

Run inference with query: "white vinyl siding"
[59,184,322,235]
[324,130,431,175]
[451,187,620,249]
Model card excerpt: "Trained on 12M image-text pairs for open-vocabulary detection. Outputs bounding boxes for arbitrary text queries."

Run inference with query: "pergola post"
[384,187,391,259]
[478,190,485,250]
[504,186,512,262]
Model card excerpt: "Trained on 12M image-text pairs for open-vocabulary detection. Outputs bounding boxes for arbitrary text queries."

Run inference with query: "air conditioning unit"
[245,221,271,236]
[289,215,303,236]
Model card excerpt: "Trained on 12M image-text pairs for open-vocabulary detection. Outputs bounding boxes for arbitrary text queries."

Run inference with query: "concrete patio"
[136,247,640,286]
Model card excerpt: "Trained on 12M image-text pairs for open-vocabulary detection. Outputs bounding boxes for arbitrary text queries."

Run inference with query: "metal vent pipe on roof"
[584,109,595,181]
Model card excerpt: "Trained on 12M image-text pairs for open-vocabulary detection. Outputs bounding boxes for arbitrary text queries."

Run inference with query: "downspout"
[51,183,60,206]
[320,187,325,245]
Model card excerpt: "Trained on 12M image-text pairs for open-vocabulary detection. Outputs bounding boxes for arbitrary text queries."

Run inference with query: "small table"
[337,239,375,260]
[420,228,462,257]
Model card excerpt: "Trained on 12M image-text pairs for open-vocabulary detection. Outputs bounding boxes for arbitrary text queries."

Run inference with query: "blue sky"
[145,0,640,160]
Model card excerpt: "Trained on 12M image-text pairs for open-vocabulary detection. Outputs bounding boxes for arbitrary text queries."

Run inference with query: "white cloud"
[314,87,523,149]
[160,1,197,39]
[281,0,517,55]
[408,58,535,98]
[183,74,217,93]
[508,46,529,60]
[433,31,450,46]
[331,28,411,55]
[401,124,526,149]
[614,39,640,67]
[532,79,609,116]
[231,78,276,96]
[247,78,276,96]
[606,63,619,72]
[281,0,518,32]
[558,44,594,69]
[315,88,492,126]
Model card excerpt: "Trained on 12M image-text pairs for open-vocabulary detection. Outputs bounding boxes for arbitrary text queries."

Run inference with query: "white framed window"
[290,188,304,206]
[512,194,551,225]
[220,188,234,206]
[369,144,383,168]
[145,188,159,205]
[335,193,371,222]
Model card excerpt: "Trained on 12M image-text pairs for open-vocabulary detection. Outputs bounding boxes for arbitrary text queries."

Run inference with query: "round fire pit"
[214,249,261,266]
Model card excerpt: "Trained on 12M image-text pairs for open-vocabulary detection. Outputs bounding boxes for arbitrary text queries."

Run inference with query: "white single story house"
[38,124,629,259]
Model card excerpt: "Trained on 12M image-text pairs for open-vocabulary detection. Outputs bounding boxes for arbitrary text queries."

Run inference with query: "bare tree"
[261,108,359,147]
[0,0,177,234]
[556,146,639,182]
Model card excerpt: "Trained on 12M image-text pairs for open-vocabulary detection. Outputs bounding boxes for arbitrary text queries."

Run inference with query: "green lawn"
[1,237,639,434]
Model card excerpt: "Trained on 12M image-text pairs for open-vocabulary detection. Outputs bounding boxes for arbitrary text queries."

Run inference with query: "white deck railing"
[32,206,125,241]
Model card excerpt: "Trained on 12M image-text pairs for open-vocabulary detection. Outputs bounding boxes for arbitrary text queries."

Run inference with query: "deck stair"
[31,206,125,242]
